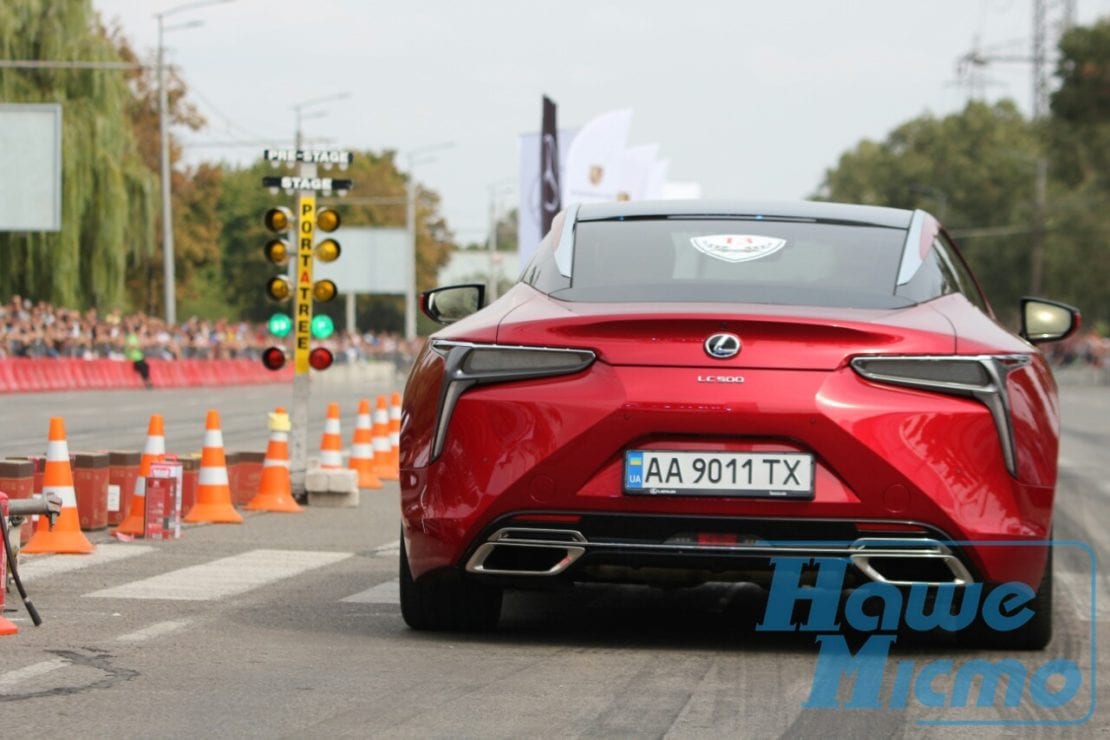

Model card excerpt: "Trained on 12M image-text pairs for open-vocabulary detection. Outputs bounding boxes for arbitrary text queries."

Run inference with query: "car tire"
[399,536,502,631]
[962,545,1053,651]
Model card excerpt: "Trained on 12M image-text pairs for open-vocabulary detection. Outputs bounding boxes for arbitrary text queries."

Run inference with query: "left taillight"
[850,354,1031,477]
[429,341,596,460]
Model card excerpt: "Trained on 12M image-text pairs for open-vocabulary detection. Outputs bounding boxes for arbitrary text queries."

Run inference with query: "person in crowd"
[0,294,426,368]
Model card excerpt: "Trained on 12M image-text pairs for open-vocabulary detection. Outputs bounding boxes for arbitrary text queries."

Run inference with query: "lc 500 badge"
[697,375,745,383]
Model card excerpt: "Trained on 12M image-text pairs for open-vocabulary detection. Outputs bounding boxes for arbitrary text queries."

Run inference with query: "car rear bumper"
[402,508,1050,589]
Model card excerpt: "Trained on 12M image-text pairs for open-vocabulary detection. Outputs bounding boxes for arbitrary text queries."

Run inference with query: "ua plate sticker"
[690,234,787,263]
[625,451,645,490]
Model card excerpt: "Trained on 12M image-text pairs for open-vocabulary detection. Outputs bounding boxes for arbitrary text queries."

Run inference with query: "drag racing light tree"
[308,207,341,370]
[263,206,294,370]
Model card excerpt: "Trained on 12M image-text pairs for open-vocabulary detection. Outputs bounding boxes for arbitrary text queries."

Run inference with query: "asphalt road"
[1,380,1107,738]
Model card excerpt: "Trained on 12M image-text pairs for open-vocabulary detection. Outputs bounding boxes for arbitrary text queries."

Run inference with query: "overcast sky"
[93,0,1110,244]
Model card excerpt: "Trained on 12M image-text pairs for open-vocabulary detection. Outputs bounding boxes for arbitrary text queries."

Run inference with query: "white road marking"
[342,578,399,604]
[371,540,400,556]
[1056,569,1107,623]
[0,659,69,691]
[18,544,155,582]
[85,549,352,601]
[115,619,193,643]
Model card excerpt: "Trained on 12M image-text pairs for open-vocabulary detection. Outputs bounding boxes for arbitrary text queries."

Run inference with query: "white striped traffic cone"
[320,403,343,469]
[115,414,166,536]
[246,407,302,513]
[23,417,94,554]
[373,395,397,481]
[349,399,383,489]
[184,410,243,524]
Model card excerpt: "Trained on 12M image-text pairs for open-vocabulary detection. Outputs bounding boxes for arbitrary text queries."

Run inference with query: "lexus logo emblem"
[704,333,741,359]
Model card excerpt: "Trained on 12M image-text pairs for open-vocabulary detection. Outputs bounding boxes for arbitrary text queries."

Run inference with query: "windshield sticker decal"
[690,234,787,263]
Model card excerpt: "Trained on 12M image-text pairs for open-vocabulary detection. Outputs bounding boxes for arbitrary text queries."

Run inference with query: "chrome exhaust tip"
[465,528,586,576]
[849,538,974,585]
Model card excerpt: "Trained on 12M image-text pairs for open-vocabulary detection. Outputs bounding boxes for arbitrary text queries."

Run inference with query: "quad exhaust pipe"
[465,528,974,585]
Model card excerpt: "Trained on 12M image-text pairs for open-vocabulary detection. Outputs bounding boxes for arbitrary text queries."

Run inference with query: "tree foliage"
[112,29,218,318]
[0,0,155,309]
[819,40,1110,329]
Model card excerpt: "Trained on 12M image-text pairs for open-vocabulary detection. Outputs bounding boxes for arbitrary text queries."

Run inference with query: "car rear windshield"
[549,218,912,309]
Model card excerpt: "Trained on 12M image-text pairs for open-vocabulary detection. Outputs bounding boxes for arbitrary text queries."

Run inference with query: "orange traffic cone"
[184,410,243,524]
[116,414,166,536]
[374,395,398,481]
[387,391,402,477]
[349,399,383,490]
[23,417,94,554]
[320,403,344,469]
[246,407,302,513]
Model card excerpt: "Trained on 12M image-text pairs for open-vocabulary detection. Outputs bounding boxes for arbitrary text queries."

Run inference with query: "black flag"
[540,95,561,236]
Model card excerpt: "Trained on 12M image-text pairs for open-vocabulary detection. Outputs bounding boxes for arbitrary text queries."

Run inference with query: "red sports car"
[399,200,1078,646]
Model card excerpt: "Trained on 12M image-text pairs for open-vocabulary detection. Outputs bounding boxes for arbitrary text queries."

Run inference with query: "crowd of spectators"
[0,295,420,366]
[1044,329,1108,368]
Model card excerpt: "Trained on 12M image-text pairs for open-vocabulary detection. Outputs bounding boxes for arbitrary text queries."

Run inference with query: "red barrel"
[224,451,241,506]
[233,451,265,506]
[73,452,110,531]
[108,451,141,526]
[0,459,35,545]
[181,456,199,515]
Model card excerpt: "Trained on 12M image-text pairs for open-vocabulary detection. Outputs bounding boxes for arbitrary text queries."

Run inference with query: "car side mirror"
[421,284,486,325]
[1020,297,1080,344]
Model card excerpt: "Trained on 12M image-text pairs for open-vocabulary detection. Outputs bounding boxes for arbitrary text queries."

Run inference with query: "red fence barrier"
[0,358,292,394]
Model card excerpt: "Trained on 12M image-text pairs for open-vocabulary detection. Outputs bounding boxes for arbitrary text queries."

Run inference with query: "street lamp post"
[155,0,233,326]
[292,92,351,151]
[487,181,515,303]
[404,142,454,341]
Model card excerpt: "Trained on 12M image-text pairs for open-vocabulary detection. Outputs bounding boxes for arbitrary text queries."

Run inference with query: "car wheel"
[962,545,1053,651]
[399,535,502,631]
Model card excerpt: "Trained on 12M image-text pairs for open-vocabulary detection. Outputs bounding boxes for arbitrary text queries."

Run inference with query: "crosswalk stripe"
[342,578,399,604]
[84,549,352,601]
[0,659,69,691]
[18,544,155,582]
[115,619,193,643]
[370,540,399,556]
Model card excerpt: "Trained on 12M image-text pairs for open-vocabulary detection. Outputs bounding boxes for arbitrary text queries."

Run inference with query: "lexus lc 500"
[399,200,1079,648]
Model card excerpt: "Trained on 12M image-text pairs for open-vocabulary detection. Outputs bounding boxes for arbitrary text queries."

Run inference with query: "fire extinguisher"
[1,492,62,627]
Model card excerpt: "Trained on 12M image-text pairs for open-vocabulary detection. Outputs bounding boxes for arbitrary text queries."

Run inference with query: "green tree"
[0,1,155,309]
[112,29,217,318]
[1045,18,1110,324]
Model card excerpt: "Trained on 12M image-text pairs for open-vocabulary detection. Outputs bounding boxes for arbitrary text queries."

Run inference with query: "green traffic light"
[268,312,292,338]
[311,314,335,339]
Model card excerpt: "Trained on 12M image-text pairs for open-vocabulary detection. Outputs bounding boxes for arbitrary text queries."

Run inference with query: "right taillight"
[850,355,1031,477]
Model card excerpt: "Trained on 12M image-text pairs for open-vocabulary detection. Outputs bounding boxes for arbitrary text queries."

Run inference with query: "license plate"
[623,450,814,499]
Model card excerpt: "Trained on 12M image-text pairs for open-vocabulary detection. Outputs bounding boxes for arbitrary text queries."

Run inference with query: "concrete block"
[328,469,358,493]
[305,468,329,492]
[305,467,359,508]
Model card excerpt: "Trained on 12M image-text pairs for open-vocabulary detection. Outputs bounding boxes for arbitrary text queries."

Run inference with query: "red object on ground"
[0,358,292,394]
[72,452,109,531]
[150,461,183,539]
[0,459,34,545]
[107,451,141,526]
[233,452,265,507]
[143,476,169,541]
[224,451,241,506]
[0,492,17,635]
